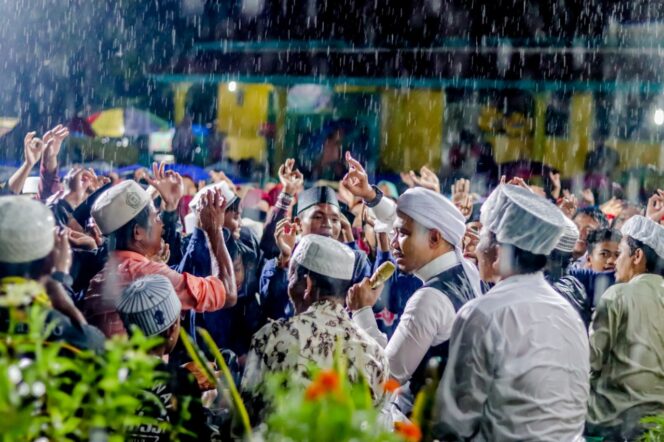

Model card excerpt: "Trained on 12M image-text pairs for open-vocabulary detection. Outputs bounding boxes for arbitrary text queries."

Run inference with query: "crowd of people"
[2,124,664,441]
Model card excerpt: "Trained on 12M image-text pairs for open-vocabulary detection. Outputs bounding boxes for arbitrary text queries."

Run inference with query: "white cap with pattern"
[291,234,355,280]
[483,184,566,255]
[92,180,152,235]
[0,196,55,263]
[117,275,181,336]
[189,181,237,211]
[621,215,664,259]
[554,216,580,253]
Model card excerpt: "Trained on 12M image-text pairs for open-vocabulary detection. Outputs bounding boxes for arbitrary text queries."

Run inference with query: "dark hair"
[587,228,622,254]
[626,236,664,275]
[547,249,574,280]
[226,197,241,213]
[0,257,48,280]
[293,262,352,299]
[111,205,152,251]
[573,207,609,228]
[500,243,548,274]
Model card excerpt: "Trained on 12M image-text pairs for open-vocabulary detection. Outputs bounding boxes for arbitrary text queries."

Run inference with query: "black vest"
[408,264,477,396]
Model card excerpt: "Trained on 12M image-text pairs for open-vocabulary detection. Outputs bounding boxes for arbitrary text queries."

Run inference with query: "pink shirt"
[82,250,226,338]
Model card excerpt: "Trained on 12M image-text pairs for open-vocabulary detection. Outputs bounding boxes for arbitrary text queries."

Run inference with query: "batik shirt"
[242,300,389,405]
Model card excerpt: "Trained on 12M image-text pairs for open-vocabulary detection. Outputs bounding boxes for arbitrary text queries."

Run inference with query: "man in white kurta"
[343,156,481,406]
[436,184,590,441]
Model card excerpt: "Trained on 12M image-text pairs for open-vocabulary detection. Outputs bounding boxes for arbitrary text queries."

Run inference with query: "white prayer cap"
[484,184,565,255]
[92,180,152,235]
[189,181,237,211]
[118,275,181,336]
[396,187,482,297]
[21,176,40,195]
[0,196,55,263]
[555,216,580,253]
[291,234,355,280]
[397,187,466,247]
[621,215,664,259]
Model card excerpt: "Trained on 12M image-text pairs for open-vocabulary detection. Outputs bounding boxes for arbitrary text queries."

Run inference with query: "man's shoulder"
[252,317,292,345]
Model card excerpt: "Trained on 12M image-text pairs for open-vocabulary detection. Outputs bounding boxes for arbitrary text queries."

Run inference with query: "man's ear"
[303,274,313,301]
[429,229,443,248]
[633,248,646,268]
[133,223,145,242]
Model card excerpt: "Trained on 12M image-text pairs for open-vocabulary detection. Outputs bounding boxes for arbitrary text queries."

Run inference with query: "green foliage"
[641,415,664,442]
[0,303,185,441]
[259,369,401,442]
[257,347,403,442]
[179,327,253,438]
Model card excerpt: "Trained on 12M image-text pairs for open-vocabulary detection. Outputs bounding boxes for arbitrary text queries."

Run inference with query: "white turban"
[397,187,482,297]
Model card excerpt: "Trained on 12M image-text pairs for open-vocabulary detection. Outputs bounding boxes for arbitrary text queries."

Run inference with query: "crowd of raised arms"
[2,124,664,441]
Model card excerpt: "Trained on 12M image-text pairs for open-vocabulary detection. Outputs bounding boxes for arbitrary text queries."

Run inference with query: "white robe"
[436,272,590,442]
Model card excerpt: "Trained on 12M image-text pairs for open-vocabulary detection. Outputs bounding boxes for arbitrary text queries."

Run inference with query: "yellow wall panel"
[217,83,273,161]
[380,89,444,172]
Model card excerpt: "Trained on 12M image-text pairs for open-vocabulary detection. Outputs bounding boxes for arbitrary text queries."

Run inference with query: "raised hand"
[278,158,304,196]
[42,124,69,171]
[452,178,472,219]
[64,168,96,208]
[51,228,73,274]
[601,197,623,218]
[507,177,533,192]
[198,188,226,236]
[646,190,664,223]
[558,194,578,219]
[410,166,440,193]
[549,171,562,200]
[24,132,46,167]
[209,170,237,192]
[400,171,415,189]
[339,213,355,243]
[275,218,297,261]
[581,188,595,207]
[342,152,375,200]
[146,161,184,212]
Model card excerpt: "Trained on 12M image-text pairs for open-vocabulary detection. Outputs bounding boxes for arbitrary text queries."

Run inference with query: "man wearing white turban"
[343,153,480,408]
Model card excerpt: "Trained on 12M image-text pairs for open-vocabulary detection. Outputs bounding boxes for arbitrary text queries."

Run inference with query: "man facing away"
[435,184,590,441]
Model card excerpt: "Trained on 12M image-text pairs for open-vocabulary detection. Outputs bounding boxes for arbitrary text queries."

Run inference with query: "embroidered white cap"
[91,180,152,235]
[118,275,181,336]
[291,234,355,280]
[621,215,664,259]
[0,196,55,263]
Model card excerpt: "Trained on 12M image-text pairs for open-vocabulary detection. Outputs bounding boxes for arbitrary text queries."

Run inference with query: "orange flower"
[383,378,400,393]
[316,370,340,393]
[304,383,324,401]
[394,421,422,442]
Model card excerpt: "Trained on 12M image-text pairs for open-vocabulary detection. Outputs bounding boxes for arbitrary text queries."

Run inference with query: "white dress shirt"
[436,272,590,442]
[354,252,459,384]
[357,194,461,384]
